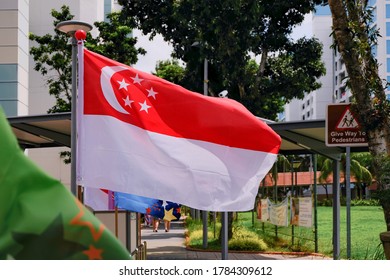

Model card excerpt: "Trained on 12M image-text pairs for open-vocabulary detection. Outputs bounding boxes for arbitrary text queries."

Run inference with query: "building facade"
[0,0,121,189]
[283,0,390,122]
[0,0,29,117]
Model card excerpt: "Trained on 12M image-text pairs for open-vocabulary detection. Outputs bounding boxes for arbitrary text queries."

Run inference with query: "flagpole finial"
[75,30,87,41]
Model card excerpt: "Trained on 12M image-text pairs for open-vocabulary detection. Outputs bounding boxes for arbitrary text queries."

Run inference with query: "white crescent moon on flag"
[101,66,130,114]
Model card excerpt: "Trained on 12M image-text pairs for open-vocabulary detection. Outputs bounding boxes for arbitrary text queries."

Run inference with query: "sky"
[133,13,313,74]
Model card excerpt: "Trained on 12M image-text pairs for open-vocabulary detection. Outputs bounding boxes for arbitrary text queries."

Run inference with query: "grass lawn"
[316,206,386,259]
[186,206,387,260]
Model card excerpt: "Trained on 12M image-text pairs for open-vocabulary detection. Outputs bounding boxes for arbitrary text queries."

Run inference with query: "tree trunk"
[258,48,268,80]
[218,212,234,243]
[322,185,329,200]
[328,0,390,231]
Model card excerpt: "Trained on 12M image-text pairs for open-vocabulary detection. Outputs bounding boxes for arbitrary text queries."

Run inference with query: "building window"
[340,87,346,98]
[307,99,310,106]
[387,23,390,36]
[387,41,390,55]
[302,115,305,120]
[387,58,390,72]
[339,71,346,84]
[372,44,377,57]
[387,76,390,90]
[302,104,305,110]
[307,111,310,117]
[386,5,390,18]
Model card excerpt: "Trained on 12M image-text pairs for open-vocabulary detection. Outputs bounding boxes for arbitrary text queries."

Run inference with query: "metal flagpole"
[55,20,92,197]
[221,212,228,260]
[202,57,209,249]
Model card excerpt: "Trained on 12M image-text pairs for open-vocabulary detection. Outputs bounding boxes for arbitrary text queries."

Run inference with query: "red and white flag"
[77,49,281,211]
[83,188,113,211]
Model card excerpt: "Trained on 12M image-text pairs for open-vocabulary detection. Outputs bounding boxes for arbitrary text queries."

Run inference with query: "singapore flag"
[77,49,281,211]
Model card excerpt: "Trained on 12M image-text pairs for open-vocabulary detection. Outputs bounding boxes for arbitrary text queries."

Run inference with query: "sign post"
[326,103,368,259]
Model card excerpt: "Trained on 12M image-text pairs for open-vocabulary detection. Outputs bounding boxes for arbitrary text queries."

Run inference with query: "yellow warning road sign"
[326,103,368,147]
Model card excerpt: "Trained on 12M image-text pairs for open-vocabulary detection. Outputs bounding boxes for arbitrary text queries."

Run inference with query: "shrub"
[228,237,268,251]
[318,199,332,206]
[350,199,380,206]
[317,198,380,207]
[229,225,268,251]
[186,218,269,251]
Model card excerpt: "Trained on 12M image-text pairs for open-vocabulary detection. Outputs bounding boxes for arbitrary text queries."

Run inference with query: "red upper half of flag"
[82,49,281,154]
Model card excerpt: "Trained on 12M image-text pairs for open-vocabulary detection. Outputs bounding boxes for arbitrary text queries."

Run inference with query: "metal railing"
[130,241,147,260]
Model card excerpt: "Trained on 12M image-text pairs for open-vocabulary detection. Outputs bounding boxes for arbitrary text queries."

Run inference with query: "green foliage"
[118,0,326,120]
[368,243,386,260]
[249,37,325,117]
[228,236,268,252]
[29,6,73,113]
[86,12,145,66]
[328,2,390,232]
[153,60,186,85]
[318,198,333,207]
[29,5,145,113]
[230,221,268,251]
[254,206,385,259]
[351,199,380,206]
[186,216,268,252]
[318,152,373,186]
[59,151,71,164]
[186,206,386,259]
[317,199,380,207]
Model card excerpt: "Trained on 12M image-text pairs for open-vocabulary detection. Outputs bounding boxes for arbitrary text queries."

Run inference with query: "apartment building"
[0,0,122,189]
[283,1,390,121]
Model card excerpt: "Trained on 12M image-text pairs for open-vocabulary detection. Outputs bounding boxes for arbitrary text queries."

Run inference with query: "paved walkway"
[140,219,331,260]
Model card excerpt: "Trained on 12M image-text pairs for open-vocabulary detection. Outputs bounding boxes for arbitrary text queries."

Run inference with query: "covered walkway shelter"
[7,112,368,259]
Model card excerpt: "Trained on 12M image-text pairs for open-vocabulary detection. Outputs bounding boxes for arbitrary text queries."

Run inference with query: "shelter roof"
[7,113,368,159]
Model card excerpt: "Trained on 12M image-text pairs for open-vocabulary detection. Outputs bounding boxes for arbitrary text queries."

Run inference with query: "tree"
[318,153,372,199]
[118,0,325,241]
[328,0,390,231]
[86,12,146,66]
[118,0,326,120]
[153,59,186,85]
[29,6,74,113]
[29,5,145,113]
[29,5,145,163]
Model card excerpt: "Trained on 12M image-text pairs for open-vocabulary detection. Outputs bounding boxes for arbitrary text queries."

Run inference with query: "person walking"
[164,219,171,232]
[152,217,160,232]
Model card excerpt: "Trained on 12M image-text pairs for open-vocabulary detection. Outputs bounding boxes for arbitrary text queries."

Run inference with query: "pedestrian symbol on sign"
[336,107,359,130]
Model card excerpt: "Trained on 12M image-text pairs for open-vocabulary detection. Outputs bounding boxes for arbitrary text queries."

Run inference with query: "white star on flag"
[131,73,144,85]
[123,96,134,107]
[139,100,151,113]
[117,78,130,91]
[147,87,158,99]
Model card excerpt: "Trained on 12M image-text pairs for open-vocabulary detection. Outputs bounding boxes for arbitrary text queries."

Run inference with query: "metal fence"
[130,241,147,260]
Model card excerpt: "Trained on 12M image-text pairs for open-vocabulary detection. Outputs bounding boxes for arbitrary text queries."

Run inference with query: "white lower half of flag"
[77,116,277,211]
[83,187,110,211]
